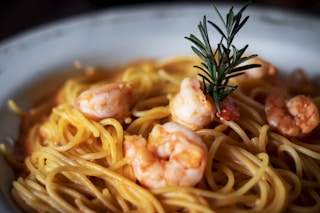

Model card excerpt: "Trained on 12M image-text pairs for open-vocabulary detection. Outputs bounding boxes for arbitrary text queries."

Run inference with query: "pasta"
[1,55,320,213]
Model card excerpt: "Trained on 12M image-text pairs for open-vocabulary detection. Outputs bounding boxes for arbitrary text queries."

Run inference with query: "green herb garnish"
[185,1,261,113]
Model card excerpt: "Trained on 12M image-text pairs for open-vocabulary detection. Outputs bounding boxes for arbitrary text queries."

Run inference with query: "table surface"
[0,0,319,43]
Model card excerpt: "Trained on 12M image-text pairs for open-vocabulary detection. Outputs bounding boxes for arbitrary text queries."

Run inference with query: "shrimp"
[169,76,216,130]
[235,56,278,82]
[74,82,132,121]
[124,121,207,188]
[169,76,239,129]
[265,91,319,137]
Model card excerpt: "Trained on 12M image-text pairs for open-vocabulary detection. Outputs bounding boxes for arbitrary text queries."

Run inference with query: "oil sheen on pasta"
[1,55,320,213]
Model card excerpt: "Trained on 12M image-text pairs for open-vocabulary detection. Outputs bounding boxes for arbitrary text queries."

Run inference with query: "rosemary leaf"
[185,0,261,113]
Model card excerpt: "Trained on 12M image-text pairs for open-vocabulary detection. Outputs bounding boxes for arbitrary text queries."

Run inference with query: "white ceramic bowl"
[0,3,320,212]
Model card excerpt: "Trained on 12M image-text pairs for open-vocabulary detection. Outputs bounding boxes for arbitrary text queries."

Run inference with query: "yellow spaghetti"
[1,55,320,213]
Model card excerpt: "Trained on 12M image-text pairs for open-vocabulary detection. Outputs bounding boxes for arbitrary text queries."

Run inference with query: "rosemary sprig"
[185,1,261,113]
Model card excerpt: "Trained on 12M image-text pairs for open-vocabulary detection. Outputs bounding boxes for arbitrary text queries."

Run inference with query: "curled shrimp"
[265,91,319,137]
[236,56,278,82]
[74,82,132,121]
[124,121,207,188]
[169,76,216,130]
[169,76,239,130]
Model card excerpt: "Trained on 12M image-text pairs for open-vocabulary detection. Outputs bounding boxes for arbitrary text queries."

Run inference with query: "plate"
[0,2,320,212]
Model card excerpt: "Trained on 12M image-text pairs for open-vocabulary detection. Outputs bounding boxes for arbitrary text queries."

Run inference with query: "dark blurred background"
[0,0,320,43]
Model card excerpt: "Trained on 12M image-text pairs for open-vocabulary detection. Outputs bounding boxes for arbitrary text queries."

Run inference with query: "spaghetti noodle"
[1,55,320,213]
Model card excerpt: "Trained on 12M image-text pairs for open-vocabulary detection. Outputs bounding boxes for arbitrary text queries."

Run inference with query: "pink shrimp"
[265,91,319,137]
[169,76,239,130]
[169,76,216,130]
[74,82,132,121]
[235,56,278,82]
[124,122,207,188]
